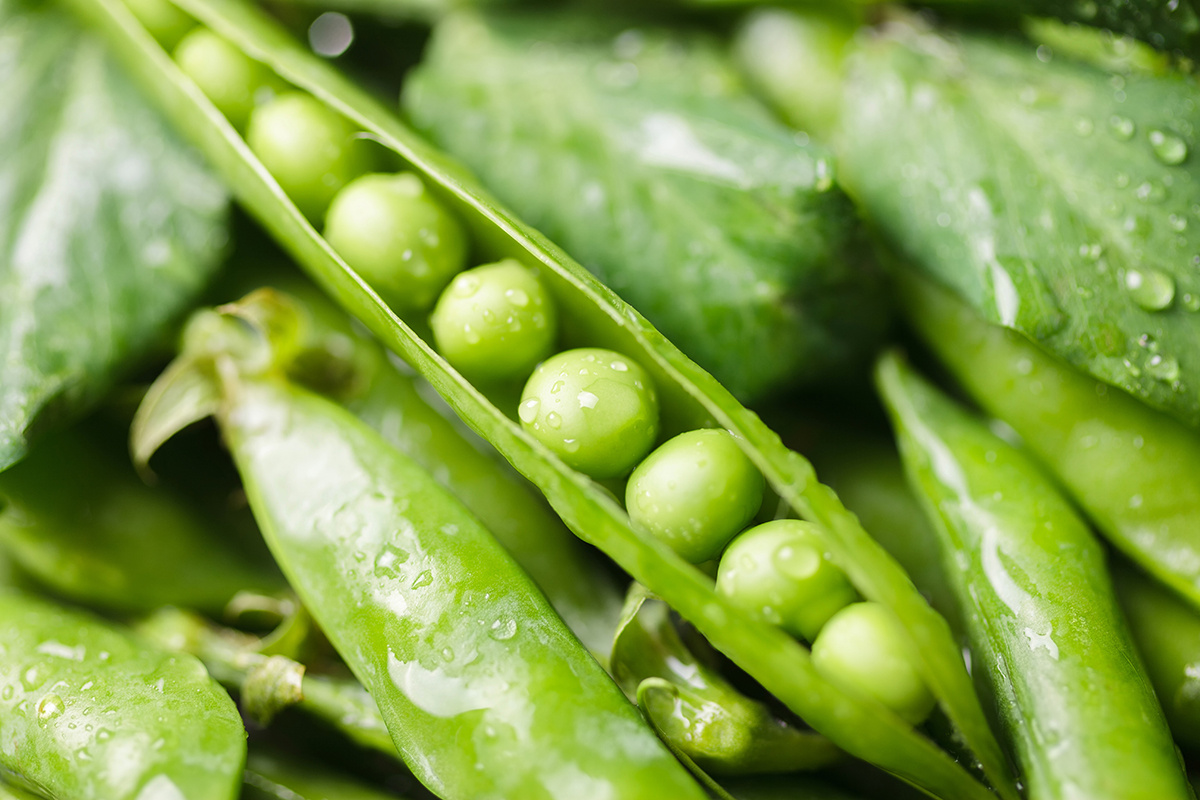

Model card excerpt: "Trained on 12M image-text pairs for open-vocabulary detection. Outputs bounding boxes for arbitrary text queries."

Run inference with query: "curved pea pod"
[0,428,282,614]
[877,352,1191,800]
[0,590,245,800]
[0,781,41,800]
[134,319,707,800]
[612,585,841,777]
[73,1,1016,795]
[278,286,623,660]
[1113,563,1200,750]
[901,272,1200,613]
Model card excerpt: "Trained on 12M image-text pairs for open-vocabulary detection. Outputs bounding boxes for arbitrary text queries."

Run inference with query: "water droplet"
[577,390,599,410]
[1146,354,1181,381]
[505,288,529,308]
[489,618,518,641]
[95,728,112,742]
[1170,214,1189,232]
[1183,293,1200,312]
[1036,45,1053,62]
[1125,269,1176,310]
[452,274,481,297]
[22,667,44,691]
[441,647,455,662]
[37,693,64,723]
[1115,172,1131,189]
[1074,117,1094,137]
[1,685,12,701]
[411,570,433,589]
[463,325,481,345]
[1149,129,1189,165]
[773,543,820,580]
[550,380,565,395]
[373,544,410,579]
[610,360,629,372]
[1079,243,1104,260]
[518,398,540,423]
[481,309,496,323]
[1109,115,1135,140]
[544,411,563,430]
[1138,332,1159,351]
[562,438,580,453]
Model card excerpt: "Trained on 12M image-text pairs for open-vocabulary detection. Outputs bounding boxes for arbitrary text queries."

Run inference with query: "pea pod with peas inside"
[133,296,709,800]
[877,352,1192,799]
[69,0,1018,795]
[0,590,246,800]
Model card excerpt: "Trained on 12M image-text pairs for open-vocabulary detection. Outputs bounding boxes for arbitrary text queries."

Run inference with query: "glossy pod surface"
[878,353,1190,799]
[902,274,1200,611]
[0,591,245,800]
[217,376,706,800]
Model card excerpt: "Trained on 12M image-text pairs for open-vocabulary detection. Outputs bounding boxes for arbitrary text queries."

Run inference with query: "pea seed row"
[157,0,935,731]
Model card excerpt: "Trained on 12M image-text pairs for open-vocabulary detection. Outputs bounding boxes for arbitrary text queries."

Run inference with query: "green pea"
[174,28,281,131]
[811,602,936,726]
[519,347,659,479]
[124,0,194,49]
[626,429,764,563]
[715,519,855,640]
[324,172,467,310]
[247,92,372,222]
[429,259,556,380]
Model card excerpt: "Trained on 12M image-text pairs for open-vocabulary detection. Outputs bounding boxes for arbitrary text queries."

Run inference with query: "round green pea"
[324,173,468,311]
[626,429,763,563]
[810,601,936,725]
[125,0,194,49]
[518,348,659,479]
[430,259,557,380]
[174,28,282,131]
[247,92,372,222]
[715,519,856,640]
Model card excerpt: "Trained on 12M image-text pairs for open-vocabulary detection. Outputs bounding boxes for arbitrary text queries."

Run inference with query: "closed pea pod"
[900,273,1200,613]
[877,352,1191,799]
[0,590,246,800]
[133,304,708,800]
[626,429,764,564]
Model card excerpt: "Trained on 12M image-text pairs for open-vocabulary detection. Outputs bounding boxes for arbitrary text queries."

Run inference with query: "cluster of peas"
[148,0,936,728]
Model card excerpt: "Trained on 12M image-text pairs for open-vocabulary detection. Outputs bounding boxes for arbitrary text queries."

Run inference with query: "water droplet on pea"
[411,570,433,589]
[452,275,481,297]
[36,693,64,723]
[1149,129,1189,165]
[1109,115,1135,140]
[0,685,12,701]
[22,667,44,691]
[610,360,629,372]
[1138,332,1159,351]
[1184,293,1200,312]
[373,544,410,579]
[546,411,563,429]
[505,288,530,308]
[1135,180,1168,204]
[562,438,580,453]
[1170,214,1189,232]
[1125,269,1176,310]
[463,325,480,345]
[518,398,540,423]
[550,380,564,395]
[441,647,455,662]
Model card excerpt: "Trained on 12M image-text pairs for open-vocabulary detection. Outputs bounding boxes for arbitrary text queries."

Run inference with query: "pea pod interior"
[63,0,1017,794]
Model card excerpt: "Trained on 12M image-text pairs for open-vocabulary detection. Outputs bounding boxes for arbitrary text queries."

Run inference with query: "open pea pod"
[133,304,707,800]
[0,427,283,614]
[0,590,245,800]
[878,352,1191,800]
[901,272,1200,613]
[67,0,1015,795]
[611,584,841,777]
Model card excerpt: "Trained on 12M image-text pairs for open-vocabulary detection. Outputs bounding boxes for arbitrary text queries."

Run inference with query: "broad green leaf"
[402,12,887,402]
[839,22,1200,427]
[0,0,227,470]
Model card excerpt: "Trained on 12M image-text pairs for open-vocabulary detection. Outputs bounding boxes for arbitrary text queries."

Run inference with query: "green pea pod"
[901,272,1200,612]
[242,749,405,800]
[0,428,282,614]
[278,285,623,660]
[1113,563,1200,749]
[877,352,1191,799]
[71,0,1015,794]
[0,781,41,800]
[611,584,841,776]
[138,606,397,757]
[133,313,706,800]
[0,590,245,800]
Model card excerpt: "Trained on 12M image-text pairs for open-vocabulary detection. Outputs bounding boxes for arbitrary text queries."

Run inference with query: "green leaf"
[402,12,887,402]
[839,21,1200,427]
[0,0,228,471]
